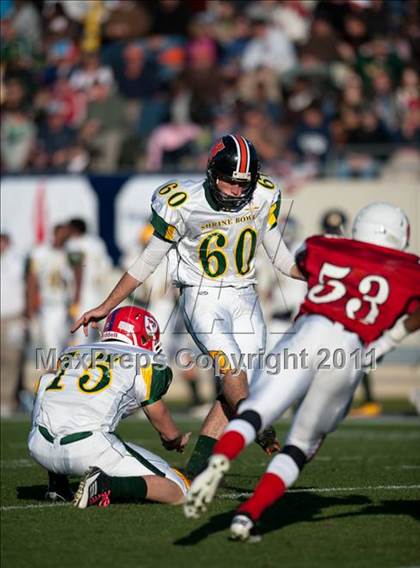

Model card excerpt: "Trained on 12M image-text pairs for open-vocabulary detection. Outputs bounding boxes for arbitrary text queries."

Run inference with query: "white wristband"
[388,316,409,344]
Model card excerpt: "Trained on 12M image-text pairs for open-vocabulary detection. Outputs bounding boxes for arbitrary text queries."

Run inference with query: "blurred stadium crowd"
[1,0,420,179]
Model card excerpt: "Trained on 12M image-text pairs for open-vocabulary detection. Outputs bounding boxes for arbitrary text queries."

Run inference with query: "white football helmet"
[352,202,410,251]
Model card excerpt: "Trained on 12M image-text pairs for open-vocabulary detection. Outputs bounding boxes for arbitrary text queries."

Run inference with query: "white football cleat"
[183,454,230,519]
[73,467,111,509]
[229,514,261,543]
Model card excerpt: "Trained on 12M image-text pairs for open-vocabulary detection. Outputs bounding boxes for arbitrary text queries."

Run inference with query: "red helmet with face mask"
[101,306,161,352]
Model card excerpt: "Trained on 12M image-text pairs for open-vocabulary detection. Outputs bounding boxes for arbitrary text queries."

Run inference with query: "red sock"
[238,472,286,522]
[213,431,246,460]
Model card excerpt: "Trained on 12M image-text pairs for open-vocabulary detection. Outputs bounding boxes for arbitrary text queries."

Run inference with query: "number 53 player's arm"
[71,235,173,335]
[365,305,420,365]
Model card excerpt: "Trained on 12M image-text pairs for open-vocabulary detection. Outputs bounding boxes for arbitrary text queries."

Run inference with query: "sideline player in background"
[67,218,112,344]
[71,135,305,478]
[0,233,25,416]
[184,202,420,540]
[26,224,73,354]
[29,306,191,506]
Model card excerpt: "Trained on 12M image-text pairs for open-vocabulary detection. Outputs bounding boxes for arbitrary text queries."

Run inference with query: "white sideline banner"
[0,176,98,255]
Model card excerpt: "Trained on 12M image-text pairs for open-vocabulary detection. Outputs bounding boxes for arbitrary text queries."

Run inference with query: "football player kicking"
[183,202,420,541]
[71,135,304,479]
[29,306,191,507]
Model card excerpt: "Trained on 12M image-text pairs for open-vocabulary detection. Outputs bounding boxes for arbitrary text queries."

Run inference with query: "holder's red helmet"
[101,307,161,352]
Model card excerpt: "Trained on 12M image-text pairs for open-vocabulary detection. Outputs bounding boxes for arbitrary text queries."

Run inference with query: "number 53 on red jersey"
[296,236,420,344]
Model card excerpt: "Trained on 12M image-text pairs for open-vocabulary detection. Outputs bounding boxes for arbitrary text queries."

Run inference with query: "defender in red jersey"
[296,235,419,344]
[183,202,420,541]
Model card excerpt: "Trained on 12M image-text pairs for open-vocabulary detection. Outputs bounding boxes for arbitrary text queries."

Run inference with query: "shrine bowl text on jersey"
[297,236,420,344]
[150,175,282,288]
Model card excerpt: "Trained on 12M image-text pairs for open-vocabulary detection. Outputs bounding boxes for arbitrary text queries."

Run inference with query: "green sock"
[108,476,147,502]
[185,435,218,478]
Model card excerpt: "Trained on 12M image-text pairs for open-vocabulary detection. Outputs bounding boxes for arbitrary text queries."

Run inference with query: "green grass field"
[1,415,420,568]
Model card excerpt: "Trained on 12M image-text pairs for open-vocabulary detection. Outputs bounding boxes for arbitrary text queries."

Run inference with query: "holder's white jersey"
[150,175,282,288]
[30,245,73,307]
[32,342,172,436]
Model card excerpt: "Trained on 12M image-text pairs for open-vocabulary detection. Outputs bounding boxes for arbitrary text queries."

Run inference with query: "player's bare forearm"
[143,400,191,452]
[102,272,140,312]
[144,400,181,441]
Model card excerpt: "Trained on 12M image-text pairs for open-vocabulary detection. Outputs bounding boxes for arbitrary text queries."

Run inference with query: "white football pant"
[28,428,189,495]
[180,285,266,384]
[239,315,363,459]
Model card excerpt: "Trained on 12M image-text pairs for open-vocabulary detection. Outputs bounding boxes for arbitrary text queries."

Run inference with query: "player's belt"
[38,425,93,445]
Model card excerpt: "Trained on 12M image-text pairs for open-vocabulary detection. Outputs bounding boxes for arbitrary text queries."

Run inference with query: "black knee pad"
[281,445,307,471]
[237,410,262,433]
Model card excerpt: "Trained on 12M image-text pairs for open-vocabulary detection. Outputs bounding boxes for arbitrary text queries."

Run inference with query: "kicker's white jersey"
[30,245,73,307]
[151,175,282,288]
[32,342,172,436]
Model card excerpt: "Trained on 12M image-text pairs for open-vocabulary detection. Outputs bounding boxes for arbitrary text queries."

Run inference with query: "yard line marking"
[257,456,365,466]
[384,465,420,470]
[1,503,69,511]
[311,456,363,461]
[219,484,420,500]
[2,484,420,512]
[1,459,36,468]
[331,431,420,440]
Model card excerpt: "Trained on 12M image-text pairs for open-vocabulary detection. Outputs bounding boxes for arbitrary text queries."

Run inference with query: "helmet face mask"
[352,202,410,251]
[101,307,161,352]
[206,135,260,212]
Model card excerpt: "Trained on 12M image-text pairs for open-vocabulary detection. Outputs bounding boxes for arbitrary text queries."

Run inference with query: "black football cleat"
[45,471,74,502]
